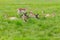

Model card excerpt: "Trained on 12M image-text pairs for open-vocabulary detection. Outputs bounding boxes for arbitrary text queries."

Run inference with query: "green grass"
[0,0,60,40]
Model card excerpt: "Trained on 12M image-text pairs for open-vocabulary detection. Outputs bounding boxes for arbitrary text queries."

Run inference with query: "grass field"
[0,0,60,40]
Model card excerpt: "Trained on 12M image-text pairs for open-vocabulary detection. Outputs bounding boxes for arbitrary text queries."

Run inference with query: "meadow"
[0,0,60,40]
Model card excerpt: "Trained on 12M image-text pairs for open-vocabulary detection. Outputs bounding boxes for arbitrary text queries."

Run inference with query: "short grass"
[0,0,60,40]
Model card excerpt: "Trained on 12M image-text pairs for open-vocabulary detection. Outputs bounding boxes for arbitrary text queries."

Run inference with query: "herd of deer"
[3,8,56,22]
[17,8,56,22]
[17,8,40,22]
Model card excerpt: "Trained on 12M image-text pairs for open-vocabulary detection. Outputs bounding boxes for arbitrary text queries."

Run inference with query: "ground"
[0,0,60,40]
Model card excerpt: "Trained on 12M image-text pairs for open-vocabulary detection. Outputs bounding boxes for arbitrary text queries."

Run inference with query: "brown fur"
[29,11,39,19]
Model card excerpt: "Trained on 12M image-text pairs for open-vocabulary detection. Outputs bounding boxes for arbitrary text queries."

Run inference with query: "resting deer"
[29,11,39,19]
[22,13,29,22]
[17,8,27,14]
[17,8,27,17]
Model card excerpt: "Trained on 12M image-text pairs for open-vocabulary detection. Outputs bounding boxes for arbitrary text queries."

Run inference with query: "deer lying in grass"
[29,11,39,19]
[21,11,39,22]
[21,13,29,22]
[17,8,26,14]
[17,8,27,17]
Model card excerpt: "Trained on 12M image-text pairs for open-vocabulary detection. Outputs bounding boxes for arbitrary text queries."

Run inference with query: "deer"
[29,11,39,19]
[17,8,27,18]
[21,13,29,22]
